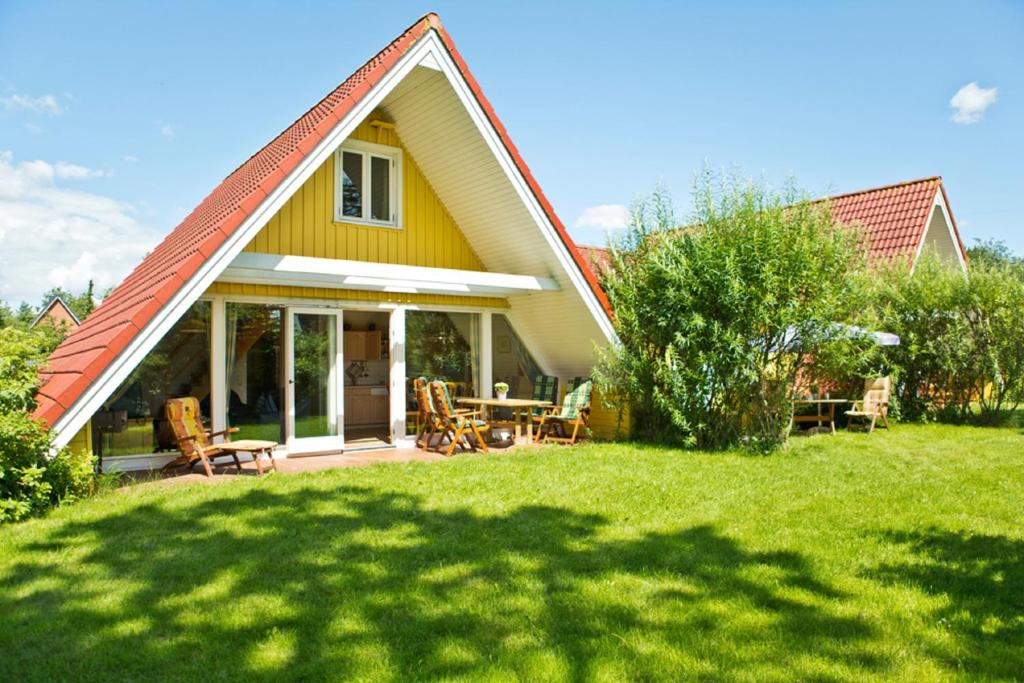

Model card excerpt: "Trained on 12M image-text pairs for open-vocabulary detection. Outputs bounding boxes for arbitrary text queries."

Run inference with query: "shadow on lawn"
[2,485,882,680]
[869,527,1024,679]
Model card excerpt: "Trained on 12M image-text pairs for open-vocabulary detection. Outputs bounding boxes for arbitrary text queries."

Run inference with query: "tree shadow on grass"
[868,527,1024,679]
[2,484,882,681]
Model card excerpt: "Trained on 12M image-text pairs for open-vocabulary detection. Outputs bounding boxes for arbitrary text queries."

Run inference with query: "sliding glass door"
[285,309,343,454]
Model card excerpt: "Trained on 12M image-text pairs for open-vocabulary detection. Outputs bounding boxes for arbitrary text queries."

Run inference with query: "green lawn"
[1,424,1022,681]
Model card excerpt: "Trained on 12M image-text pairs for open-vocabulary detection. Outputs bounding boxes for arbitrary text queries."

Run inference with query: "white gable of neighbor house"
[49,26,614,447]
[915,189,967,272]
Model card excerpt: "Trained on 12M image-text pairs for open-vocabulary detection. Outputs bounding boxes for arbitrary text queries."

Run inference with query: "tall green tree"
[596,172,876,451]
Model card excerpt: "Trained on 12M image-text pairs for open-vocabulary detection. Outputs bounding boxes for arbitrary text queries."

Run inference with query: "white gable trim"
[50,28,613,447]
[910,187,967,275]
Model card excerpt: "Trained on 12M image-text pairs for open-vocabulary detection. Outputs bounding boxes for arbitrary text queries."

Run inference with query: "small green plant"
[493,382,509,396]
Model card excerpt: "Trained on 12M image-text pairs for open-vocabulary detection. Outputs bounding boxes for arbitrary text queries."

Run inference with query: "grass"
[2,424,1022,681]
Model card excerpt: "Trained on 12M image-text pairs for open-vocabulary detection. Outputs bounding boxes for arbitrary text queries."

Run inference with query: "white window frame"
[334,139,402,229]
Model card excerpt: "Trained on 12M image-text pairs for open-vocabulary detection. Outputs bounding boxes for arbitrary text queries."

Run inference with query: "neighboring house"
[36,14,619,469]
[30,296,81,330]
[582,176,968,277]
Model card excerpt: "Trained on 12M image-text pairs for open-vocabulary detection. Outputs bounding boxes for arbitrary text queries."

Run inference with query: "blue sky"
[1,1,1021,306]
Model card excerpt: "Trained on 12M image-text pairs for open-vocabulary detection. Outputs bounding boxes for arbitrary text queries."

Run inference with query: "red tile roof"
[36,13,611,429]
[578,176,966,280]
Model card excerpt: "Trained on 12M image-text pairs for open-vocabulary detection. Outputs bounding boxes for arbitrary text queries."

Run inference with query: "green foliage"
[876,251,1024,422]
[0,327,49,413]
[596,173,876,450]
[0,412,94,523]
[0,326,95,523]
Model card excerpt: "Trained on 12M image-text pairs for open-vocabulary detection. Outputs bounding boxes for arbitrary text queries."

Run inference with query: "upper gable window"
[335,139,402,228]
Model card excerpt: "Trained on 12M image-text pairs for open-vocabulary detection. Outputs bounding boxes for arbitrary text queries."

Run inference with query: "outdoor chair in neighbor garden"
[164,397,277,476]
[845,377,891,433]
[537,378,593,445]
[428,380,491,457]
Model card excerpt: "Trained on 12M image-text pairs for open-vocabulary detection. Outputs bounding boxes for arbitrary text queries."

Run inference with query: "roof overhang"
[220,253,559,297]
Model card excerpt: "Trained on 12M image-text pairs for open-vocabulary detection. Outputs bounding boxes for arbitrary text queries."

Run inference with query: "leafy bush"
[875,250,1024,422]
[596,174,877,451]
[0,412,94,523]
[0,327,96,523]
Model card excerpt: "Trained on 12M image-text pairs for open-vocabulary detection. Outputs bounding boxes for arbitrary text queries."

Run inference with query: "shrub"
[0,412,94,523]
[596,173,876,451]
[0,326,96,523]
[875,251,1024,422]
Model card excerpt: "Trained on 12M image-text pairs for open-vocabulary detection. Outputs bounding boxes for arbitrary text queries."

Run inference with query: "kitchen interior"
[342,311,391,449]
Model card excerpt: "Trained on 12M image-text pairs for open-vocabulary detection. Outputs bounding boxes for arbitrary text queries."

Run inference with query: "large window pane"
[370,155,390,221]
[491,314,543,399]
[95,301,211,456]
[406,311,479,399]
[294,313,337,438]
[226,304,284,442]
[341,151,363,218]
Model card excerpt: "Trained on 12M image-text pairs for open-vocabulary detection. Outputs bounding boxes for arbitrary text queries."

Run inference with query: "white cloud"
[572,204,630,231]
[159,123,175,138]
[122,154,139,163]
[24,122,42,135]
[950,82,997,124]
[0,151,158,305]
[0,93,63,114]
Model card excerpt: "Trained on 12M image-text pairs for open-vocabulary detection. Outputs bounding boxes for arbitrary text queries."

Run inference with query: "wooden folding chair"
[164,397,277,476]
[428,380,490,457]
[413,377,447,450]
[527,375,559,442]
[538,379,593,445]
[845,377,891,433]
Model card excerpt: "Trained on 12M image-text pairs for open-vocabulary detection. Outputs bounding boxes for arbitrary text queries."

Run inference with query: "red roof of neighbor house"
[829,176,964,263]
[579,176,966,279]
[35,13,611,429]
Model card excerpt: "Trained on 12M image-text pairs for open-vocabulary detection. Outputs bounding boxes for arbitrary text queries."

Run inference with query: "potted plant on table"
[494,382,509,401]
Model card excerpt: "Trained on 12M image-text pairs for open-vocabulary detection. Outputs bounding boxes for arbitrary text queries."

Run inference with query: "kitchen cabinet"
[343,331,382,361]
[344,386,389,425]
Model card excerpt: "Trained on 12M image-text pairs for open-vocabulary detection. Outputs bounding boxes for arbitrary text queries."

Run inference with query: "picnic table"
[456,397,553,444]
[791,398,848,434]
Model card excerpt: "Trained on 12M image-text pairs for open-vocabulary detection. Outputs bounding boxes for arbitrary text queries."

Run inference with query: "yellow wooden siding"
[67,421,93,455]
[205,282,508,309]
[244,118,485,271]
[588,388,631,440]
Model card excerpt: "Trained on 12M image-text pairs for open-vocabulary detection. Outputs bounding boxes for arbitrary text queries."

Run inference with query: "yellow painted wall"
[68,421,93,455]
[245,118,485,271]
[205,282,507,310]
[588,387,631,440]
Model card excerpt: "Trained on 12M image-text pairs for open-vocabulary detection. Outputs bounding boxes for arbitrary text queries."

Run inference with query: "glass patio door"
[285,308,344,454]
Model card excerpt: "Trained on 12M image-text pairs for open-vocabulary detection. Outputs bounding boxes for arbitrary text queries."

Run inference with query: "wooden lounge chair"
[845,377,891,433]
[539,379,593,445]
[428,380,490,457]
[164,397,277,476]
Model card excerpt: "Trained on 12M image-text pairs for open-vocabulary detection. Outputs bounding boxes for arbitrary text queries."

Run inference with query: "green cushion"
[531,375,558,415]
[557,379,592,420]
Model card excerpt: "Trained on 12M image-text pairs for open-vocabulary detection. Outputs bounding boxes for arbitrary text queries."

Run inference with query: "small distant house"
[30,296,81,330]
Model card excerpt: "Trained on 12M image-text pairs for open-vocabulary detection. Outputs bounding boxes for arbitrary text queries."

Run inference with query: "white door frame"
[285,307,345,455]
